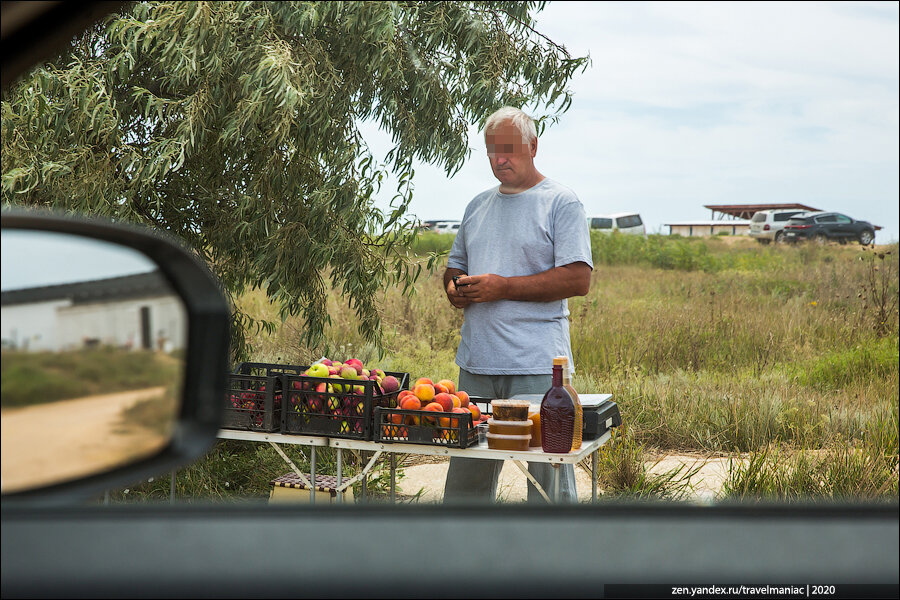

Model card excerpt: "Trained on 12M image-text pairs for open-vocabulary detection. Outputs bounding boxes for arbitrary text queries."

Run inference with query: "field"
[108,233,898,504]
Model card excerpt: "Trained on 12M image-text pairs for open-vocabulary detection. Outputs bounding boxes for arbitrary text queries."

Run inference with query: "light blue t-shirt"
[447,178,594,375]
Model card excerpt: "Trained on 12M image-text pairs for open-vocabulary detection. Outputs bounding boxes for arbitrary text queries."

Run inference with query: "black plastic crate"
[223,362,307,432]
[282,369,409,440]
[373,407,477,449]
[233,362,307,378]
[224,374,283,432]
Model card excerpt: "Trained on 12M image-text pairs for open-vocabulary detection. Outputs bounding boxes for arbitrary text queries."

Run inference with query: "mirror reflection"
[1,229,187,494]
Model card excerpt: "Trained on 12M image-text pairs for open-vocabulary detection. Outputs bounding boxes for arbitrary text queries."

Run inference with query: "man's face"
[485,121,537,187]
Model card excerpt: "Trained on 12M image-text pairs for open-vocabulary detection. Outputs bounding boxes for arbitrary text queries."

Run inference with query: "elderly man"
[443,106,593,503]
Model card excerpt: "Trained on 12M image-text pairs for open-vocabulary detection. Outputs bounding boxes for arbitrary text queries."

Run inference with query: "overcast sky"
[363,1,899,242]
[1,231,157,291]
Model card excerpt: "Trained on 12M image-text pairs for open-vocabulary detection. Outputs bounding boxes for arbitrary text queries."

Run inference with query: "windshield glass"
[616,215,643,228]
[2,1,896,512]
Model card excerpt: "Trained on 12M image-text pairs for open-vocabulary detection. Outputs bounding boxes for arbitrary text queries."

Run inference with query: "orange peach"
[404,414,421,426]
[399,395,421,411]
[452,406,471,425]
[423,401,443,424]
[398,389,414,400]
[433,392,454,412]
[413,383,435,403]
[450,394,461,408]
[434,382,450,394]
[455,390,470,408]
[437,379,456,394]
[414,377,434,387]
[389,412,403,425]
[467,403,481,423]
[438,414,458,429]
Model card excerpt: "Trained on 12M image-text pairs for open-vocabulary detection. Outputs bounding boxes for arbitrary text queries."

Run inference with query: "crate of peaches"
[373,377,489,449]
[282,358,410,440]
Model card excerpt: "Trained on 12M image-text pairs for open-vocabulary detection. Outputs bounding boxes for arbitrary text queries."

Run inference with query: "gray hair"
[484,106,537,143]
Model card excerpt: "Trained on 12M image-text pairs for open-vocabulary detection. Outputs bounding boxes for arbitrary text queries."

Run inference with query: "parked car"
[782,211,876,245]
[748,209,806,244]
[587,212,645,235]
[432,220,460,234]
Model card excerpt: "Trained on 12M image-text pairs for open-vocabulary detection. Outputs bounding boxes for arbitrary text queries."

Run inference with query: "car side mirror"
[1,210,229,504]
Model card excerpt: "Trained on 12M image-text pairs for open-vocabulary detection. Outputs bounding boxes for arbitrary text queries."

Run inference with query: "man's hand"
[444,262,590,306]
[444,268,473,309]
[453,273,509,303]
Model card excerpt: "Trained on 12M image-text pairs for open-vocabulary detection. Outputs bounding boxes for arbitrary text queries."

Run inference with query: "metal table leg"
[390,453,396,503]
[310,447,316,505]
[336,448,342,504]
[553,464,560,501]
[592,449,598,503]
[361,451,367,503]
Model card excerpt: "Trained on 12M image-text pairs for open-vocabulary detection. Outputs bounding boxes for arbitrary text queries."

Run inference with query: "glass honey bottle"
[540,361,575,453]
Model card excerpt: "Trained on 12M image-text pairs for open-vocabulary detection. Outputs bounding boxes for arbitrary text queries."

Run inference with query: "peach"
[404,414,421,426]
[389,412,403,425]
[450,394,461,408]
[399,396,421,411]
[434,382,449,394]
[414,377,434,387]
[455,391,470,408]
[452,406,471,427]
[437,379,456,394]
[413,383,435,403]
[467,403,481,422]
[438,414,454,428]
[433,392,454,412]
[423,401,443,424]
[398,389,414,400]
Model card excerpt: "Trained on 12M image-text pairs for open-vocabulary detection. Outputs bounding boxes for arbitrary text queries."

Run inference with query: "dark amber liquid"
[540,365,575,453]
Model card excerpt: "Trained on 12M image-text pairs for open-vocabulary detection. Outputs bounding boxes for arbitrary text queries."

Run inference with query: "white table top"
[217,428,611,464]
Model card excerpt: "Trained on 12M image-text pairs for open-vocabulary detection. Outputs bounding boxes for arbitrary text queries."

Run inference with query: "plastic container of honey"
[488,419,533,436]
[527,412,542,447]
[491,399,530,421]
[486,432,531,451]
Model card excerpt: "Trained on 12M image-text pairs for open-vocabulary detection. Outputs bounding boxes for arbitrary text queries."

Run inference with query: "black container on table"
[282,369,409,440]
[223,362,307,432]
[374,407,478,449]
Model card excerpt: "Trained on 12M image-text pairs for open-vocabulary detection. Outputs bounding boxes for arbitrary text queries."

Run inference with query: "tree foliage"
[1,1,588,358]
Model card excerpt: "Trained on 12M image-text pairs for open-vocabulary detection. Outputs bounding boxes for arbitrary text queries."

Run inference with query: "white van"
[587,213,646,235]
[432,220,461,234]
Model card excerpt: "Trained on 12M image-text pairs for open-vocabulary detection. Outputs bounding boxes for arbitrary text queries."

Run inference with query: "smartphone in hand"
[452,274,469,288]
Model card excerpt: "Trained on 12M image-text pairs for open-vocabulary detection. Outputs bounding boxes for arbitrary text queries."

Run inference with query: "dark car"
[782,211,876,245]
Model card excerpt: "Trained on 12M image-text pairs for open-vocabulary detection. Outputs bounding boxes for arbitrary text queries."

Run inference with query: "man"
[443,106,593,503]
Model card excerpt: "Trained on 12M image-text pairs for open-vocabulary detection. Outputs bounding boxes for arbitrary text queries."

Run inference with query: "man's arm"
[453,262,591,303]
[443,267,472,308]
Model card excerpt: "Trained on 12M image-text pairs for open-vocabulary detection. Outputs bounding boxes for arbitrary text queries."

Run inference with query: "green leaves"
[2,1,586,359]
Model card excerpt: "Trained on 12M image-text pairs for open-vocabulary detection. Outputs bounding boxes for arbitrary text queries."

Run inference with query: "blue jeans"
[443,369,578,504]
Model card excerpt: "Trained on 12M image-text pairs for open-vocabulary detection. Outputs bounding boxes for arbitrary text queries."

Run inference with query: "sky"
[362,1,899,242]
[1,231,157,290]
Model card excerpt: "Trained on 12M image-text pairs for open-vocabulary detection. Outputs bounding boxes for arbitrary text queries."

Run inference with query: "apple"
[306,363,329,379]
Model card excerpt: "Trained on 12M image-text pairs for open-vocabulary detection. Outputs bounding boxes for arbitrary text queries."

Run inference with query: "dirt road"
[395,453,737,503]
[1,387,170,494]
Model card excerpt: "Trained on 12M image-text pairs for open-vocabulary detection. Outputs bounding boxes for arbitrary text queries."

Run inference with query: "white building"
[666,220,751,237]
[1,271,185,352]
